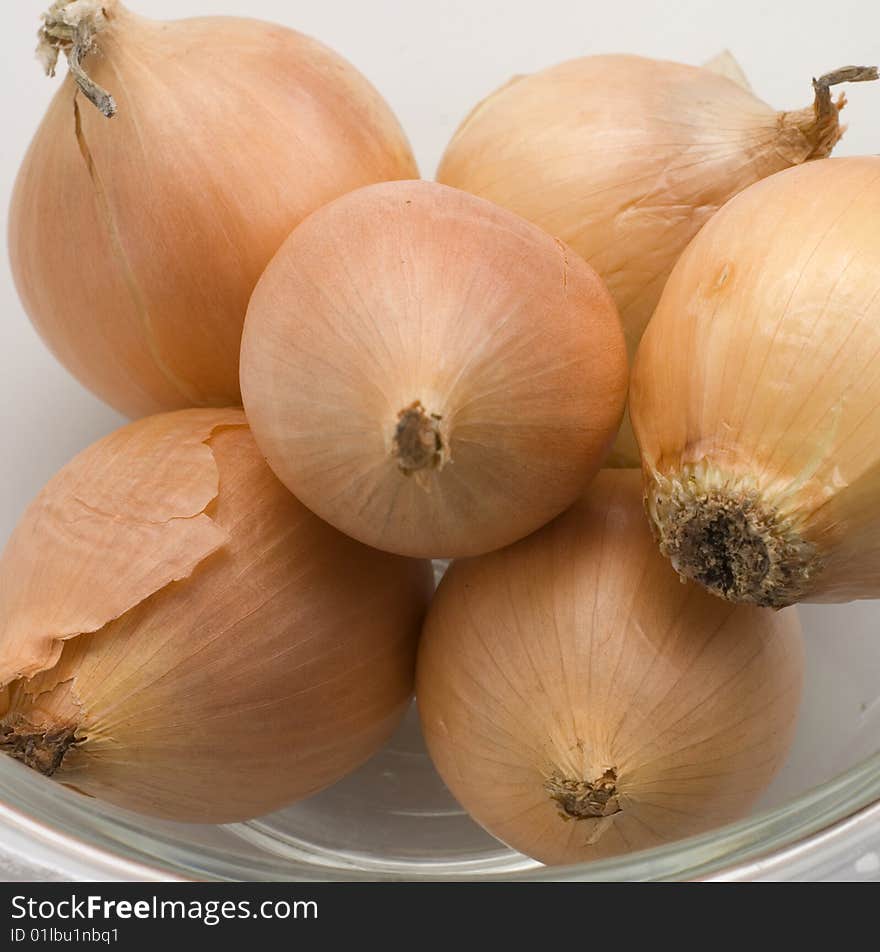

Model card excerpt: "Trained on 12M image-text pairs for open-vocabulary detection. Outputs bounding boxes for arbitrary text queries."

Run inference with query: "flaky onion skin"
[416,471,803,866]
[9,1,417,418]
[437,55,871,465]
[241,180,627,560]
[632,157,880,608]
[0,410,432,823]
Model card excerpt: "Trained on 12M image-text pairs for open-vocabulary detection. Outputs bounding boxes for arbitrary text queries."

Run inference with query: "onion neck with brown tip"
[778,66,880,163]
[38,0,126,118]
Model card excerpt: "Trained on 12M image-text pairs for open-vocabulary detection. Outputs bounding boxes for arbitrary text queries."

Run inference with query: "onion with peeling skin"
[416,471,803,865]
[437,53,878,465]
[9,0,417,418]
[241,180,628,560]
[632,156,880,608]
[0,409,432,823]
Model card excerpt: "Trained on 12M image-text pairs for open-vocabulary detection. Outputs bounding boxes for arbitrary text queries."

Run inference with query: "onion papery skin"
[0,409,432,823]
[631,156,880,608]
[437,54,866,465]
[416,470,803,865]
[241,180,628,560]
[9,1,417,418]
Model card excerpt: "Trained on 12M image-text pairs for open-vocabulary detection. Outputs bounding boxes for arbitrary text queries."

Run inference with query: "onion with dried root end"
[632,156,880,609]
[417,471,803,866]
[241,180,628,560]
[437,53,878,465]
[10,1,417,418]
[0,410,432,823]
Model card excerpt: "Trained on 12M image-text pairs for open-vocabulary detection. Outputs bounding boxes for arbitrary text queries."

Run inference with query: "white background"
[0,0,878,877]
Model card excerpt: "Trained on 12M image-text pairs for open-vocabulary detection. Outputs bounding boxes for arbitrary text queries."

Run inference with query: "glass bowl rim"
[0,745,878,881]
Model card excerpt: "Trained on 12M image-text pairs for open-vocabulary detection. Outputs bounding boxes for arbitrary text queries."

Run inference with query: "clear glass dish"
[1,599,877,882]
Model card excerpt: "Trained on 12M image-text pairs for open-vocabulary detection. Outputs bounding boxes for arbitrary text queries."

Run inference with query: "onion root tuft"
[0,717,83,777]
[646,468,822,608]
[545,768,621,821]
[392,401,446,476]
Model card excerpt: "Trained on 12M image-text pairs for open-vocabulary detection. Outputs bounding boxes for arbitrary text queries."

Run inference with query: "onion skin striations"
[417,470,803,865]
[10,1,417,418]
[631,157,880,608]
[241,180,628,560]
[438,55,878,465]
[0,410,432,823]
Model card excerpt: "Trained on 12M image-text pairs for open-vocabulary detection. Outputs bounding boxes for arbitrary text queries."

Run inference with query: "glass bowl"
[1,597,878,882]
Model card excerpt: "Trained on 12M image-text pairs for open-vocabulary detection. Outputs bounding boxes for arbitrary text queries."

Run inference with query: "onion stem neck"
[812,65,878,117]
[0,717,82,777]
[784,64,878,161]
[545,768,620,820]
[646,466,821,608]
[392,401,446,476]
[38,1,117,118]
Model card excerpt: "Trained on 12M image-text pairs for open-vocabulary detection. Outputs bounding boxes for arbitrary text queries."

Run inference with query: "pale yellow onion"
[437,54,877,465]
[416,470,803,866]
[0,409,432,822]
[632,156,880,608]
[9,1,417,418]
[240,180,628,560]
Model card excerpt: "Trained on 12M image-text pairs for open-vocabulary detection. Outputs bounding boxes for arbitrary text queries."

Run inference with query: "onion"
[241,180,627,559]
[0,409,432,822]
[10,1,417,418]
[632,156,880,608]
[437,54,878,465]
[416,470,803,865]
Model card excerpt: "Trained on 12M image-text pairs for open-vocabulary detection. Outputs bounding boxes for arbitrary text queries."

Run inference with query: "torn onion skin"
[632,156,880,608]
[0,409,432,823]
[437,54,878,465]
[9,1,417,418]
[241,180,628,560]
[416,470,803,865]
